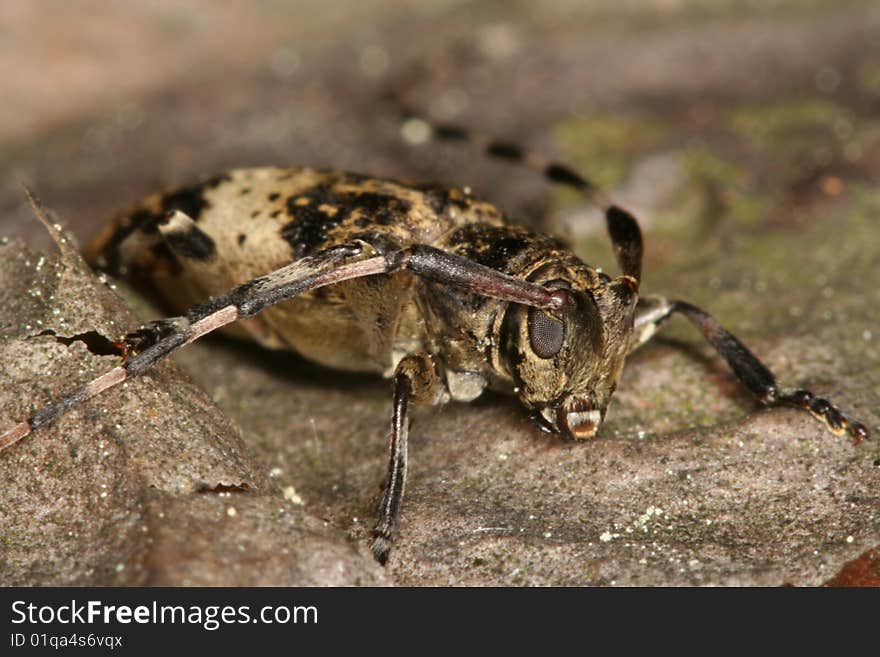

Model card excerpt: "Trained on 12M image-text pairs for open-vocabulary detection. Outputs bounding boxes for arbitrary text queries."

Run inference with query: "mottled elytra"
[1,119,869,566]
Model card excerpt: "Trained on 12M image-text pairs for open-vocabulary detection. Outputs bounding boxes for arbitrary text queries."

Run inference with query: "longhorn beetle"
[0,118,869,564]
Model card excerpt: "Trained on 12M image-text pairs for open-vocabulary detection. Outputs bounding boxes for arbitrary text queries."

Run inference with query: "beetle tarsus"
[630,296,869,442]
[370,535,392,566]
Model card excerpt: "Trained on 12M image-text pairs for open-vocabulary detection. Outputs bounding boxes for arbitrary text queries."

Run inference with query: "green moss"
[732,99,842,141]
[729,98,858,170]
[653,185,880,343]
[858,62,880,96]
[554,113,669,192]
[677,143,770,232]
[551,112,670,267]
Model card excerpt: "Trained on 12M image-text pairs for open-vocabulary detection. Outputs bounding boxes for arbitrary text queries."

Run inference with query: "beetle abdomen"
[84,166,506,371]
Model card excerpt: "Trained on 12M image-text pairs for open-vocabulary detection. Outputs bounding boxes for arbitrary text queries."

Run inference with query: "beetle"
[0,119,869,564]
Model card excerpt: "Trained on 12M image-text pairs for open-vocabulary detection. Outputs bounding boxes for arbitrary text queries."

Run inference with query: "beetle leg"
[629,295,677,353]
[372,352,445,565]
[1,237,571,452]
[628,296,869,443]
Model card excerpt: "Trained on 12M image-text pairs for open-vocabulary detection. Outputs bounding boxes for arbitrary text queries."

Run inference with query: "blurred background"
[1,0,878,585]
[2,1,878,251]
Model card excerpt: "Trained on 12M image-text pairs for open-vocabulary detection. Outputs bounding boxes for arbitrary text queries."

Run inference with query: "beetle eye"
[528,308,565,358]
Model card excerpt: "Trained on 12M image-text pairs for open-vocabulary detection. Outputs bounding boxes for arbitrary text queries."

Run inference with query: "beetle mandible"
[0,118,868,564]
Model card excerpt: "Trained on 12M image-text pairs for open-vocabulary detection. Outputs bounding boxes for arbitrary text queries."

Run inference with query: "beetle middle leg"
[630,295,868,442]
[372,351,445,564]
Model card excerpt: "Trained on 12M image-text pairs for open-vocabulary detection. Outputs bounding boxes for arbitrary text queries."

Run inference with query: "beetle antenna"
[399,113,643,286]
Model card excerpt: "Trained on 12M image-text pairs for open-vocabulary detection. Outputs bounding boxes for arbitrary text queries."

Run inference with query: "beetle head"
[501,265,637,439]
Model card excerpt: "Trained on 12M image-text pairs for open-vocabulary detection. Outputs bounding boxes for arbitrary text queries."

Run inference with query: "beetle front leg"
[629,295,869,443]
[371,351,445,565]
[629,295,678,353]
